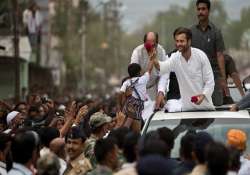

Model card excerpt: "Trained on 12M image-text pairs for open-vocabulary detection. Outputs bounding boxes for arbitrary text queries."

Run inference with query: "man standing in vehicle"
[191,0,228,106]
[154,27,215,111]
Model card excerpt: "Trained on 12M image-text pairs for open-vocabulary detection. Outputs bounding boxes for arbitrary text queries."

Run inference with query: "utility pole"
[12,0,20,102]
[79,0,88,94]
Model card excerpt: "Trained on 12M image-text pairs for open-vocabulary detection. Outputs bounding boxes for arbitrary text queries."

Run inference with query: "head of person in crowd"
[65,126,87,161]
[226,129,247,153]
[0,133,11,163]
[192,131,214,164]
[123,132,141,163]
[227,146,241,173]
[28,94,42,106]
[37,153,60,175]
[28,105,40,120]
[157,127,175,157]
[173,27,192,54]
[11,130,40,168]
[206,142,229,175]
[128,63,142,78]
[143,32,158,50]
[89,112,112,139]
[6,111,25,129]
[94,137,119,171]
[39,127,60,149]
[49,137,66,160]
[14,102,28,116]
[196,0,211,22]
[138,131,168,158]
[180,131,196,162]
[109,127,130,150]
[137,155,172,175]
[55,116,65,130]
[38,105,47,118]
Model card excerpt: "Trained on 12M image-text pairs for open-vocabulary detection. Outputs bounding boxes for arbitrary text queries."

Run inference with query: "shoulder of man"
[87,166,112,175]
[191,47,210,62]
[84,137,96,155]
[133,44,144,51]
[68,154,92,175]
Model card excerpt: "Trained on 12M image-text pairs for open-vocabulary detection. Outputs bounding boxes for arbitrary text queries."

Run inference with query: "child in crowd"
[118,49,156,133]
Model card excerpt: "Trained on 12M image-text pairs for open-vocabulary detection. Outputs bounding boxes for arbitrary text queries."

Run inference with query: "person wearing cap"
[64,126,92,175]
[4,111,25,134]
[84,112,112,167]
[226,129,250,175]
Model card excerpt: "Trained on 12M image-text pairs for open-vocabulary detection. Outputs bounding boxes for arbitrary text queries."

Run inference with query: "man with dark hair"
[64,126,92,175]
[8,131,39,175]
[114,132,140,175]
[154,27,215,111]
[191,0,228,106]
[84,112,112,167]
[87,138,119,175]
[157,127,175,156]
[206,142,229,175]
[0,133,11,175]
[39,127,60,156]
[174,132,196,175]
[189,131,214,175]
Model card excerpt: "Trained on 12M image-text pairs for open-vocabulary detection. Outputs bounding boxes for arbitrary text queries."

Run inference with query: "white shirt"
[131,44,167,99]
[159,47,215,111]
[0,161,7,175]
[24,10,43,34]
[120,72,150,101]
[8,163,32,175]
[238,156,250,175]
[59,158,67,175]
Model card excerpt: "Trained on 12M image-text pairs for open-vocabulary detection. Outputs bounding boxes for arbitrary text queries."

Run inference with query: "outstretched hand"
[194,94,205,105]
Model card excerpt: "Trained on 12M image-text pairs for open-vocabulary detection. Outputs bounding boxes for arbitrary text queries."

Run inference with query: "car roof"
[150,110,250,121]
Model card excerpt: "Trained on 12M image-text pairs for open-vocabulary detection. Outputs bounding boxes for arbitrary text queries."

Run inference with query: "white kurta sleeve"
[201,53,215,99]
[158,73,169,95]
[159,58,174,76]
[130,48,139,64]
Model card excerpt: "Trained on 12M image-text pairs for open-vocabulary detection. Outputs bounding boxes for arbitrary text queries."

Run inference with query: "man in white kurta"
[131,32,167,100]
[157,27,215,111]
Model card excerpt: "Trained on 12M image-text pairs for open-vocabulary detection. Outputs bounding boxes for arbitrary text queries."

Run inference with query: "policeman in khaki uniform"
[84,112,112,167]
[64,126,92,175]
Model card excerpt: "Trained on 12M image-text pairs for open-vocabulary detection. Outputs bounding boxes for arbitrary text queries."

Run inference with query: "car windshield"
[146,118,250,158]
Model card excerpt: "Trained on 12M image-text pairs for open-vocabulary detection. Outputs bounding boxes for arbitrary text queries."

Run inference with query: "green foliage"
[136,0,249,51]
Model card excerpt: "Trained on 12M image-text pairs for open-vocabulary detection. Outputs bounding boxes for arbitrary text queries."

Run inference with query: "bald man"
[49,138,66,175]
[131,32,167,100]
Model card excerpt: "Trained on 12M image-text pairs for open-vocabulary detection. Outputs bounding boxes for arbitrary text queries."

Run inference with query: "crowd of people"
[0,94,250,175]
[0,0,250,174]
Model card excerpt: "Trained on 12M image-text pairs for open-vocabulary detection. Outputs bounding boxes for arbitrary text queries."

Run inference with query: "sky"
[90,0,250,33]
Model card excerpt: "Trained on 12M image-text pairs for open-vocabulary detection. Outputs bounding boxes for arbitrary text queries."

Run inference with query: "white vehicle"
[141,109,250,158]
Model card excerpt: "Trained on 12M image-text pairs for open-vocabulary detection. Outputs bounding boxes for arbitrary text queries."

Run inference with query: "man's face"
[175,33,190,53]
[66,138,84,160]
[11,113,25,128]
[196,3,209,21]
